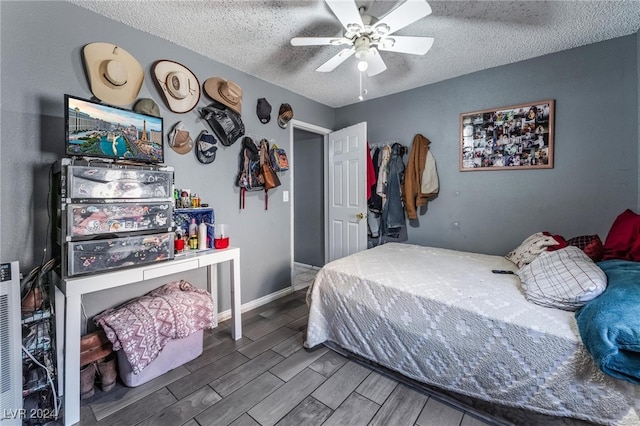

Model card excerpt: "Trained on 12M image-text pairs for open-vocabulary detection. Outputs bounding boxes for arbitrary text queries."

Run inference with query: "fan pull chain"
[358,71,367,101]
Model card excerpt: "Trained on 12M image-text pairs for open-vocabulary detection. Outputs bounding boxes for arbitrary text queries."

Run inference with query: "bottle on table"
[198,220,207,250]
[188,218,198,249]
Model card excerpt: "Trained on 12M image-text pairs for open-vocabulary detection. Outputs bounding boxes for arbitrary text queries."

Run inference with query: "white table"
[55,247,241,426]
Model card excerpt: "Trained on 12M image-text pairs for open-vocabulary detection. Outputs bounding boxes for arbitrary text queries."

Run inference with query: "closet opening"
[290,122,330,291]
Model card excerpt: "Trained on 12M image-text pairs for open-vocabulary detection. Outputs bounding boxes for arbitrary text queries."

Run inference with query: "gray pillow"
[516,246,607,311]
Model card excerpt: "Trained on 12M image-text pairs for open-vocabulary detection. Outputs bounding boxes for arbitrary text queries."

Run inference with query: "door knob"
[356,212,365,220]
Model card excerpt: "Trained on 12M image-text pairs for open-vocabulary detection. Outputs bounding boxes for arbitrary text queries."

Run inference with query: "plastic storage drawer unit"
[67,202,173,237]
[67,232,174,276]
[67,166,172,200]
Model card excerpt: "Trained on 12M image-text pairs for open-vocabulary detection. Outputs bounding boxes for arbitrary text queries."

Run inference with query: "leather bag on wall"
[259,139,281,190]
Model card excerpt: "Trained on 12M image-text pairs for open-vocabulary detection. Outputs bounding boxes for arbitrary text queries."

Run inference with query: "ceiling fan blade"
[373,0,432,35]
[316,47,355,72]
[366,48,387,77]
[291,37,348,46]
[378,36,434,55]
[325,0,364,31]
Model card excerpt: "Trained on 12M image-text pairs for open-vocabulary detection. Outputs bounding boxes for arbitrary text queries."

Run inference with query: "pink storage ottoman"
[117,329,203,387]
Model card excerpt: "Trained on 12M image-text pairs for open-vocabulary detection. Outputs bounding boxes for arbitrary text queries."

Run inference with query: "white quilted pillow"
[506,232,559,268]
[516,246,607,311]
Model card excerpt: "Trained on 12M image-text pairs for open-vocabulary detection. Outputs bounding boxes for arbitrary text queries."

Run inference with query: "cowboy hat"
[203,77,243,115]
[153,60,200,113]
[82,42,144,106]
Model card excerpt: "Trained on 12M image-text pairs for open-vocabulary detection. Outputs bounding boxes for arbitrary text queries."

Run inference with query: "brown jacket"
[402,134,436,219]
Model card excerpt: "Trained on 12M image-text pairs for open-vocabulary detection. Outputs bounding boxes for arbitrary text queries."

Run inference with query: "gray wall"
[293,129,324,267]
[0,1,334,318]
[338,35,639,256]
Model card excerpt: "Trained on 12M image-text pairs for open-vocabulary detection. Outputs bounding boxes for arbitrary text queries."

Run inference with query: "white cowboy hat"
[153,60,200,113]
[82,42,144,106]
[203,77,243,115]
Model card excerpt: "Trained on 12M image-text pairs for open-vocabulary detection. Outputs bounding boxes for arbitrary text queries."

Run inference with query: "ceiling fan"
[291,0,434,77]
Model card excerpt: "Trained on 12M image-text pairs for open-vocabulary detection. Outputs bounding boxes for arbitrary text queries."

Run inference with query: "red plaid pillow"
[567,235,604,262]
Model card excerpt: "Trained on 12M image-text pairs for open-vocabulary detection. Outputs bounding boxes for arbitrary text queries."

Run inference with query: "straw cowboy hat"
[82,42,144,106]
[203,77,243,115]
[153,60,201,113]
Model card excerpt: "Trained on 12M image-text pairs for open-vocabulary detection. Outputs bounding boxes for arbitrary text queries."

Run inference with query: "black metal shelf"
[21,274,59,421]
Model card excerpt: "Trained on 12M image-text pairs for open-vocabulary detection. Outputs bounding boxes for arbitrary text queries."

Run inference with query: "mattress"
[306,243,640,425]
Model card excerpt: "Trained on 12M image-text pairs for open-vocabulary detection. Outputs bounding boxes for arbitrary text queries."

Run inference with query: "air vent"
[0,295,10,393]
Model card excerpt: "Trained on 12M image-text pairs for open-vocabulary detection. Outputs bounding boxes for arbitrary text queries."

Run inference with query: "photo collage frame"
[460,100,555,171]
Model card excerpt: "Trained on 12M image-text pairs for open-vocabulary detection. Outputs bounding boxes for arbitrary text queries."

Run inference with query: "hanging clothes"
[376,145,392,209]
[368,147,383,214]
[421,150,439,194]
[367,145,382,239]
[381,143,405,238]
[366,142,377,201]
[403,134,439,220]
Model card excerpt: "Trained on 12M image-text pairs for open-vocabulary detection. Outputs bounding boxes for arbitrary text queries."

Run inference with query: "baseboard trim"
[293,261,322,271]
[217,286,293,322]
[293,281,312,292]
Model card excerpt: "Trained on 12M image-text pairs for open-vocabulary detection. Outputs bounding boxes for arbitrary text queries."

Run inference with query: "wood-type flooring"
[79,268,494,426]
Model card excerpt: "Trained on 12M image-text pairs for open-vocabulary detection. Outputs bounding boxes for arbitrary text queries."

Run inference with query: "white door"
[328,122,367,262]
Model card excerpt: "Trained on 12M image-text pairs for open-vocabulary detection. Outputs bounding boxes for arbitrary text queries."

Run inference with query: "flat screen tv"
[65,94,164,164]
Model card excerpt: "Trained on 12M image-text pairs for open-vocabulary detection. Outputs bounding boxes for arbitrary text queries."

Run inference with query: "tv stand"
[55,247,241,426]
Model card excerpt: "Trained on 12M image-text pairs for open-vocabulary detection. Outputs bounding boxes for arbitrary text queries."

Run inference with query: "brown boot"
[21,287,43,313]
[95,352,117,392]
[80,363,96,399]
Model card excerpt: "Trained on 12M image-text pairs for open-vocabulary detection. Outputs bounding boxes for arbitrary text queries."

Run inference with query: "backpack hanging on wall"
[237,136,263,209]
[258,139,281,210]
[269,144,289,172]
[237,137,281,210]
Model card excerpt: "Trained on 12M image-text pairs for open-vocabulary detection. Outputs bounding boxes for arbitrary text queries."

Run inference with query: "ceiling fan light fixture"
[354,36,371,60]
[291,0,434,76]
[373,23,390,37]
[345,23,363,38]
[355,48,369,60]
[380,38,395,49]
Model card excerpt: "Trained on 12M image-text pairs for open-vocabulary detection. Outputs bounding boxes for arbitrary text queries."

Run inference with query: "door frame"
[288,119,331,290]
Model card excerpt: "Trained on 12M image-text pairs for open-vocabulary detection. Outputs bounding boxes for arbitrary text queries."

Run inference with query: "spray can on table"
[198,220,207,250]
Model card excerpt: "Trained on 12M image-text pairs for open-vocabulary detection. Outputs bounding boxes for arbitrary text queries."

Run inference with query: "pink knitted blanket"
[95,280,215,374]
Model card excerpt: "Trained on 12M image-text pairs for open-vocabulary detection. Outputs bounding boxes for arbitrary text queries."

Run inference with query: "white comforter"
[306,243,640,425]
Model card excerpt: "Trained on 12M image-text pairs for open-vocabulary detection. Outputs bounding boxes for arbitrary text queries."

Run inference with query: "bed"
[305,243,640,425]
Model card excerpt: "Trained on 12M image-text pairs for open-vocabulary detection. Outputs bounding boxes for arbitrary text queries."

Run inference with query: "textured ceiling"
[70,0,640,108]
